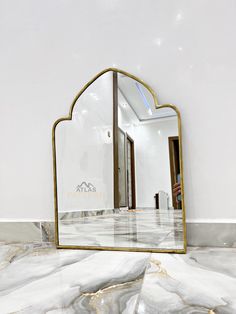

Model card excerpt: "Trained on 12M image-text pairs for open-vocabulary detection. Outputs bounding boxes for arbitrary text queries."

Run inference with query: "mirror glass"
[54,70,185,252]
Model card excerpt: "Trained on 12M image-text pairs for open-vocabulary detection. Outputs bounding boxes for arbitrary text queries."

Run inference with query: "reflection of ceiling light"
[178,46,183,52]
[176,13,183,21]
[81,109,87,115]
[122,103,127,108]
[158,130,161,135]
[89,92,99,100]
[153,38,162,46]
[148,108,152,116]
[135,82,153,115]
[176,10,184,23]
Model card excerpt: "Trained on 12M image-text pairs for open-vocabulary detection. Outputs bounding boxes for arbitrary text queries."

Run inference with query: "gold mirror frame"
[52,68,187,253]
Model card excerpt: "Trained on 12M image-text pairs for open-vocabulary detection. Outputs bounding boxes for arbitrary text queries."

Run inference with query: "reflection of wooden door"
[116,130,136,209]
[127,135,136,209]
[118,129,127,207]
[168,137,181,209]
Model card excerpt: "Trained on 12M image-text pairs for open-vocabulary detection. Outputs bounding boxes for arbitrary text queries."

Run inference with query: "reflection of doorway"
[117,129,136,209]
[118,129,127,207]
[127,135,136,209]
[168,136,181,209]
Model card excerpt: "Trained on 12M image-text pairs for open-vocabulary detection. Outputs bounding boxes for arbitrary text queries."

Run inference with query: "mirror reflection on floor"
[54,69,185,252]
[59,209,183,249]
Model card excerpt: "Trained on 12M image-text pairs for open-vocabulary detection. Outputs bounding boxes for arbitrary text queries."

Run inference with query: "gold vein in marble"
[82,278,142,313]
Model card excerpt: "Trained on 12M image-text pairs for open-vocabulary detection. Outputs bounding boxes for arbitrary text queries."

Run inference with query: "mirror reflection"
[54,69,185,252]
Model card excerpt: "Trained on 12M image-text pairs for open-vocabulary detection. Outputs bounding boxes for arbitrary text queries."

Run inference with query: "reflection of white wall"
[56,72,113,211]
[134,120,178,208]
[118,102,178,208]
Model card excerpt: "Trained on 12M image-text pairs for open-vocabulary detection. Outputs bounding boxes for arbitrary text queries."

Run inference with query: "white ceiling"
[118,74,176,121]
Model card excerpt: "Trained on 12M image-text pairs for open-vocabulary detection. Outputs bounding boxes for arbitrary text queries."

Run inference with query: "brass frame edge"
[52,67,187,254]
[56,244,186,254]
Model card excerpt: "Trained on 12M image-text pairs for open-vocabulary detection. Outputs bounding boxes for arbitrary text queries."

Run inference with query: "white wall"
[134,120,178,209]
[123,119,178,208]
[1,0,236,221]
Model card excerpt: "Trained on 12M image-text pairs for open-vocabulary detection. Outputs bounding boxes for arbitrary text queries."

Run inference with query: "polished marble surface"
[58,209,184,249]
[0,243,236,313]
[0,242,149,314]
[137,247,236,313]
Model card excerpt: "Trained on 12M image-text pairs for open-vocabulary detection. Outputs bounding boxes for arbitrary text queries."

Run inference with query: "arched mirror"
[52,68,186,253]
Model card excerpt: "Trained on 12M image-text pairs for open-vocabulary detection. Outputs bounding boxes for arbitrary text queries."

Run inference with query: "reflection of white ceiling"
[118,74,176,121]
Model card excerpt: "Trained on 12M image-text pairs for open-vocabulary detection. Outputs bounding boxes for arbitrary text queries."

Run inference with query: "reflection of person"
[173,182,181,203]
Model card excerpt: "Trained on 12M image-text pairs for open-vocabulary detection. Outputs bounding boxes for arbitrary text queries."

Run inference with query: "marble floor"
[0,242,236,313]
[58,209,184,250]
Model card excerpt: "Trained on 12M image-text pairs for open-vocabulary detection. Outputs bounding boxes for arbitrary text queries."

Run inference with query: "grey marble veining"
[41,222,55,242]
[0,243,236,313]
[137,247,236,313]
[58,209,184,250]
[59,208,121,221]
[1,220,236,248]
[0,242,150,314]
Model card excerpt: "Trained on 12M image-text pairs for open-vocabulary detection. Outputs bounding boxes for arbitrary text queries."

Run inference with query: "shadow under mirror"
[53,69,186,252]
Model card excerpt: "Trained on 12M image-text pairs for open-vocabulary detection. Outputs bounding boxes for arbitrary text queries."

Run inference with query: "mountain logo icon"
[76,182,96,192]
